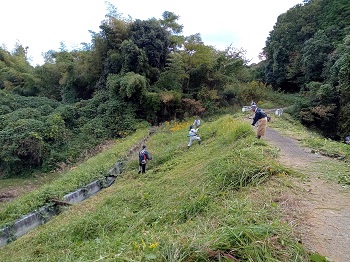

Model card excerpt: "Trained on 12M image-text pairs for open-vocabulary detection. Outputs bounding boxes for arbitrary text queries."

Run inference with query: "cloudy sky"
[0,0,303,65]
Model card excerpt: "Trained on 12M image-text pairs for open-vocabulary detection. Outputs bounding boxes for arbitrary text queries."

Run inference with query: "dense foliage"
[0,4,257,177]
[261,0,350,139]
[3,0,347,176]
[0,90,137,177]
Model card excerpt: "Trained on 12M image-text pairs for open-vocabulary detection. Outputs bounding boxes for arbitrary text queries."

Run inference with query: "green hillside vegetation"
[2,0,349,177]
[0,4,260,177]
[261,0,350,139]
[0,115,311,261]
[0,90,141,177]
[0,128,149,227]
[1,0,350,259]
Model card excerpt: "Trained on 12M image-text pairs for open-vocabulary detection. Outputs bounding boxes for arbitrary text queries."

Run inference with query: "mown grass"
[0,169,66,211]
[268,112,350,158]
[0,129,150,227]
[0,115,309,261]
[269,112,350,185]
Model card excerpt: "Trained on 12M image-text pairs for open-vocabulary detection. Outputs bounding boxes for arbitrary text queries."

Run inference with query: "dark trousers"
[139,163,146,173]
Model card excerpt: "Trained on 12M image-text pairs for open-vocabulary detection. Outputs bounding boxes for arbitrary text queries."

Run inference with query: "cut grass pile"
[0,115,308,261]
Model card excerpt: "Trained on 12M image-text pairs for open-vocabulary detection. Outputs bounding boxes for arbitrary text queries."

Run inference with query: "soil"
[265,127,350,262]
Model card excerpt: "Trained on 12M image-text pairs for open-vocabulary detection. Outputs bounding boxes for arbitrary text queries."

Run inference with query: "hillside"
[0,114,310,261]
[263,0,350,139]
[2,112,350,261]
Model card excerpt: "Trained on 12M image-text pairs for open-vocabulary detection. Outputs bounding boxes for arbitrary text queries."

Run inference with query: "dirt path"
[265,127,350,262]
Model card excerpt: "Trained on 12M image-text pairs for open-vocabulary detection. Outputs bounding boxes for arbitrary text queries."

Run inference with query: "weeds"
[0,115,309,261]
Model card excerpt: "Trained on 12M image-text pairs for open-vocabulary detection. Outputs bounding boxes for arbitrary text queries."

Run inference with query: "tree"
[119,40,149,75]
[154,52,187,91]
[180,34,216,96]
[159,11,184,51]
[302,30,333,82]
[130,19,170,73]
[330,35,350,136]
[0,46,40,96]
[264,1,321,91]
[39,50,66,100]
[107,72,147,101]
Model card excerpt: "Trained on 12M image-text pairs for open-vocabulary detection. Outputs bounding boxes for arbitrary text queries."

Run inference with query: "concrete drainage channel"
[0,127,157,247]
[0,168,118,248]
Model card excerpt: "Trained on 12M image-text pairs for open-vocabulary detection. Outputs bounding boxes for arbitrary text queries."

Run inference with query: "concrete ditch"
[0,127,157,247]
[0,167,119,248]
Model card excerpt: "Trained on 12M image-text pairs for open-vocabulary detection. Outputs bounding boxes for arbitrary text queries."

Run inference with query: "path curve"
[265,127,350,262]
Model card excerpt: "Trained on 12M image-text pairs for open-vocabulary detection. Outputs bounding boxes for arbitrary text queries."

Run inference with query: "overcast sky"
[0,0,303,66]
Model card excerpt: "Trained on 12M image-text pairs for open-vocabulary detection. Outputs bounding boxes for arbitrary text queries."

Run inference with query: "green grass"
[0,170,68,212]
[0,115,309,261]
[0,128,149,227]
[269,111,350,159]
[269,112,350,185]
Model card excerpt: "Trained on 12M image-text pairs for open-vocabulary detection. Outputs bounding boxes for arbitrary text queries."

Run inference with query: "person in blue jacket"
[250,104,268,139]
[138,145,152,174]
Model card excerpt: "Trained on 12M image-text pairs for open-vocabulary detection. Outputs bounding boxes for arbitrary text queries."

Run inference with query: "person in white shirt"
[187,125,201,149]
[193,116,201,128]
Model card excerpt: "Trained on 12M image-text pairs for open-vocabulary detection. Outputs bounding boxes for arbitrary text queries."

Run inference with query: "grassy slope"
[0,129,150,226]
[0,115,308,261]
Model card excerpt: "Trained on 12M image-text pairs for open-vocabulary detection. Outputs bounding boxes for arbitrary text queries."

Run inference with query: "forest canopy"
[1,0,349,177]
[0,5,253,177]
[261,0,350,139]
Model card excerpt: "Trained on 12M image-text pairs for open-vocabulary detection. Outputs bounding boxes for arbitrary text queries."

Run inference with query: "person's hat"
[250,104,257,110]
[142,145,146,149]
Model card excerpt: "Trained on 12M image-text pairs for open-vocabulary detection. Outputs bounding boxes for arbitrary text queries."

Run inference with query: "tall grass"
[0,115,308,261]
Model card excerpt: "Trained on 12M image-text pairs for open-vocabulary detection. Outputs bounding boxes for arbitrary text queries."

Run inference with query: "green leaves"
[130,18,170,70]
[302,30,333,82]
[120,73,146,98]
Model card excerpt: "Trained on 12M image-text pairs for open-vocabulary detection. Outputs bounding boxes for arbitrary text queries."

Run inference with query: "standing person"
[138,145,152,174]
[250,104,268,139]
[193,116,201,129]
[187,125,201,149]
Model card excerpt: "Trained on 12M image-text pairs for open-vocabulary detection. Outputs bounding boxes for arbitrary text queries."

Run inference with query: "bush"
[0,91,139,177]
[0,119,46,176]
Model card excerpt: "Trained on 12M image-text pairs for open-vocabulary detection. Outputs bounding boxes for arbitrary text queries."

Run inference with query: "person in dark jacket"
[250,104,268,139]
[138,145,152,174]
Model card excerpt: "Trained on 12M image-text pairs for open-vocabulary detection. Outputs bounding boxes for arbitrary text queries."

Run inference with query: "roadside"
[265,126,350,262]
